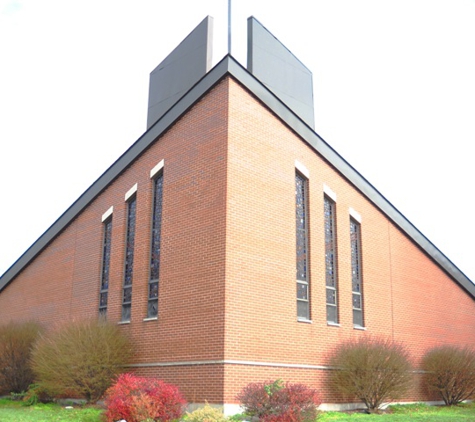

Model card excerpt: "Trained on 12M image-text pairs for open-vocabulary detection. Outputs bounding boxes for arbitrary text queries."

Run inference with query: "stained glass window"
[350,218,364,327]
[149,173,163,318]
[296,173,309,320]
[324,196,338,323]
[122,196,136,321]
[99,218,112,317]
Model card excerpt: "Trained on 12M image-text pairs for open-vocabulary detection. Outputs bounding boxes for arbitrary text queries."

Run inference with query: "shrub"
[186,401,228,422]
[421,345,475,405]
[9,383,52,406]
[31,318,132,403]
[22,383,53,406]
[237,379,283,418]
[104,373,186,422]
[237,379,321,422]
[0,321,43,394]
[329,336,412,412]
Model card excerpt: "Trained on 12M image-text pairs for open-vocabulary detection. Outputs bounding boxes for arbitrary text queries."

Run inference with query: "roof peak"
[147,16,315,130]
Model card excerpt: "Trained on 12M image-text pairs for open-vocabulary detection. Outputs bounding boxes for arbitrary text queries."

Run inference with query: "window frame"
[121,193,137,322]
[148,170,164,319]
[99,215,113,318]
[350,217,364,328]
[296,172,310,321]
[324,195,338,324]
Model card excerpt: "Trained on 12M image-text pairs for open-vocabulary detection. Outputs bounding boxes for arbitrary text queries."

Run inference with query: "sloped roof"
[1,55,474,299]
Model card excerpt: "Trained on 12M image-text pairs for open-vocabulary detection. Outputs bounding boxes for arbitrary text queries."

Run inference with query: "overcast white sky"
[1,0,474,283]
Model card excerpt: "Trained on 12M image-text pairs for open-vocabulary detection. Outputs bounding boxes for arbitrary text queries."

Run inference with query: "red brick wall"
[1,76,474,407]
[133,364,226,404]
[0,78,230,402]
[223,78,475,404]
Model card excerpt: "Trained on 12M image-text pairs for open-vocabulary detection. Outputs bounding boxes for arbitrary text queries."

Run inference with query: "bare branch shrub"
[0,321,43,394]
[421,345,475,405]
[329,337,412,412]
[31,318,132,403]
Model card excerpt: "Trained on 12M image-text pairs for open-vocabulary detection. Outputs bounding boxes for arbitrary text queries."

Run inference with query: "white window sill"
[117,320,130,325]
[297,318,312,324]
[354,325,367,331]
[143,317,158,322]
[327,322,341,327]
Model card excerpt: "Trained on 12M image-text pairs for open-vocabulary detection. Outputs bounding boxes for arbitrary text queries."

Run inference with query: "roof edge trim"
[0,55,235,291]
[1,55,473,302]
[223,58,475,298]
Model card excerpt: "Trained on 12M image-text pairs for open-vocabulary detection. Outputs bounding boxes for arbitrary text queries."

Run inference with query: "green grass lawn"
[0,399,103,421]
[1,400,475,422]
[320,402,475,421]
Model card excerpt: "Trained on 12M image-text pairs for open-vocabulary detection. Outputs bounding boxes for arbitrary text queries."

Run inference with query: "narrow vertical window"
[99,218,112,317]
[296,173,310,320]
[122,196,136,321]
[324,196,338,323]
[350,218,364,327]
[149,173,163,318]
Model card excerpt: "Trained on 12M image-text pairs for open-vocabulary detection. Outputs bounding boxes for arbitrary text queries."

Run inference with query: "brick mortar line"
[126,360,335,370]
[126,360,428,374]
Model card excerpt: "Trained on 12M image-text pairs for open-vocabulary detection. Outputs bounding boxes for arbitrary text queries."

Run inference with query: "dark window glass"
[296,173,309,320]
[350,219,364,327]
[326,288,336,305]
[149,282,159,299]
[99,218,112,317]
[121,196,136,321]
[327,305,337,324]
[353,309,363,327]
[124,197,136,285]
[122,304,131,322]
[100,292,108,308]
[297,300,309,320]
[324,196,338,323]
[148,299,158,319]
[149,173,163,318]
[297,283,308,300]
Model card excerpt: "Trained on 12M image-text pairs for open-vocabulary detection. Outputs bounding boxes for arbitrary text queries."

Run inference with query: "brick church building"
[1,17,474,413]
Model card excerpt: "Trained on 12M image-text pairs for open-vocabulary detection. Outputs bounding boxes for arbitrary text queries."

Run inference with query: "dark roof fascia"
[1,55,474,301]
[0,56,234,292]
[225,58,475,299]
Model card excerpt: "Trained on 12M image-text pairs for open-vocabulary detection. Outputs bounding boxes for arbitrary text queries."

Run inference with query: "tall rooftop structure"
[147,16,315,132]
[147,16,214,130]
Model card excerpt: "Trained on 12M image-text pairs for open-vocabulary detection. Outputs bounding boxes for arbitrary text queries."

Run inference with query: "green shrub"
[22,383,52,406]
[186,401,228,422]
[421,345,475,405]
[0,321,43,394]
[31,318,132,403]
[9,383,46,406]
[329,336,412,413]
[237,379,321,422]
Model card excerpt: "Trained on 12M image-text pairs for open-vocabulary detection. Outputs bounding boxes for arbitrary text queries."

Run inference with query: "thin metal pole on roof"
[228,0,232,54]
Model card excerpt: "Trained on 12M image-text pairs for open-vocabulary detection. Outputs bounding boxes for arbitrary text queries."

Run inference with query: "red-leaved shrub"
[103,373,186,422]
[237,380,321,422]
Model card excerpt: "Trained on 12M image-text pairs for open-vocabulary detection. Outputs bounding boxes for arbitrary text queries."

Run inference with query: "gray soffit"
[247,16,315,129]
[147,15,213,129]
[1,55,474,300]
